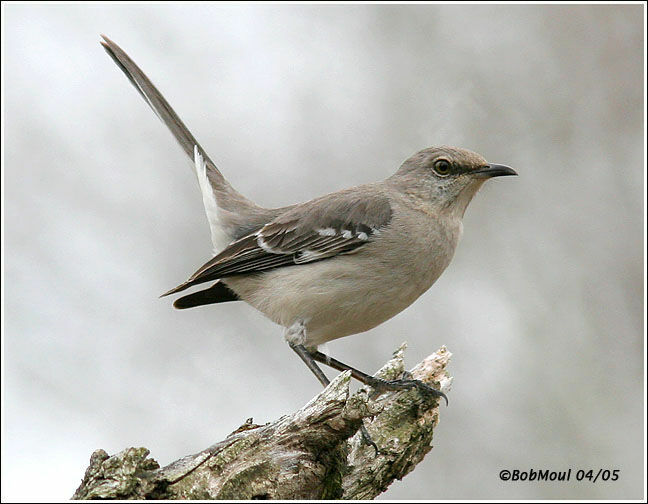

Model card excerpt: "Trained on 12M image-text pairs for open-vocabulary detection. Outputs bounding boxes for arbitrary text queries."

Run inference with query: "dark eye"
[433,159,452,176]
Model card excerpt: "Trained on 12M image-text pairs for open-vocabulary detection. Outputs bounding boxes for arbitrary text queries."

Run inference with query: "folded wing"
[163,190,393,297]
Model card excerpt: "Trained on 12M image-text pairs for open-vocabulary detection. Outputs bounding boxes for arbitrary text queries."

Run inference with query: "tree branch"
[73,345,452,500]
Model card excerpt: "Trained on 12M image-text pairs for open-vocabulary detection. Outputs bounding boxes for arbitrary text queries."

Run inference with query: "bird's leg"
[310,350,448,405]
[284,320,330,387]
[288,341,330,387]
[285,323,379,454]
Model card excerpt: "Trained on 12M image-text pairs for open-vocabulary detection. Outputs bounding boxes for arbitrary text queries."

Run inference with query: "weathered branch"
[73,344,452,500]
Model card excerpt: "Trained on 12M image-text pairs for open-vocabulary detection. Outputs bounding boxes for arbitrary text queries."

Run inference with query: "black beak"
[472,164,518,178]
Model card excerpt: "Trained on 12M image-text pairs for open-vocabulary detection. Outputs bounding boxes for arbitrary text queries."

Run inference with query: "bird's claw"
[366,377,448,405]
[359,423,380,456]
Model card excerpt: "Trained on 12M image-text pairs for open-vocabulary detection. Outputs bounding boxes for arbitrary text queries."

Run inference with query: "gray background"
[3,3,644,500]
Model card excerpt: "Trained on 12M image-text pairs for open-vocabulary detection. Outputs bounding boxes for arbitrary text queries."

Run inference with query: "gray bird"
[100,35,516,410]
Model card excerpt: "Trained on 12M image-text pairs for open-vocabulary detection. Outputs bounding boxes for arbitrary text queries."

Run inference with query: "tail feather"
[100,35,270,250]
[172,282,240,309]
[100,34,226,186]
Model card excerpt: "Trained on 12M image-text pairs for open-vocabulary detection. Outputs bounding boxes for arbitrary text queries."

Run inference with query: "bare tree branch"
[73,345,452,500]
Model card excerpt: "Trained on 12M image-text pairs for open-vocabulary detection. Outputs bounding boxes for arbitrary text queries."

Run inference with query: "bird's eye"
[433,159,452,176]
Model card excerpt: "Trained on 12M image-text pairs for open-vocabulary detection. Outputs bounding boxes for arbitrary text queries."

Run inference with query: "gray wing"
[162,190,393,296]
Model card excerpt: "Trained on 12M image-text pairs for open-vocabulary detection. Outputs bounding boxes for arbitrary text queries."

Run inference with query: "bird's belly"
[224,240,454,346]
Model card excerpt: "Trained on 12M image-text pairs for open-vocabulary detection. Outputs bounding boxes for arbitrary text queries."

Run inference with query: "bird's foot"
[359,423,380,456]
[365,375,448,405]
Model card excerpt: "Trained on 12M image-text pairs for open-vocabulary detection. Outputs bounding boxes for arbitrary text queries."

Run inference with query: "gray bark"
[73,344,452,500]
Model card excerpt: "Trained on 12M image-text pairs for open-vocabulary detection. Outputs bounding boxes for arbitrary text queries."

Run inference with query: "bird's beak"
[472,164,518,178]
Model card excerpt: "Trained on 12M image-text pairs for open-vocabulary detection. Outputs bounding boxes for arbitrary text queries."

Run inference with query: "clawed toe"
[405,379,448,406]
[367,377,448,405]
[359,423,380,456]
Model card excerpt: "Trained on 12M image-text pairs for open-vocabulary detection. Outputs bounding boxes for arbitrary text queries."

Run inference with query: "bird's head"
[389,146,517,218]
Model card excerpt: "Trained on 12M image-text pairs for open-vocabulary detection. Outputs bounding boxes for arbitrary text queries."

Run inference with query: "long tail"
[100,35,272,250]
[100,35,229,186]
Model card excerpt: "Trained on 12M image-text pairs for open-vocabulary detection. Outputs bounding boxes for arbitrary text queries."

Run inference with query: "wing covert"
[162,190,392,297]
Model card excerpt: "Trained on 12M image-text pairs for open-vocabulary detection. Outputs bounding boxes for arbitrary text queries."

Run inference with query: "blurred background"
[3,3,645,500]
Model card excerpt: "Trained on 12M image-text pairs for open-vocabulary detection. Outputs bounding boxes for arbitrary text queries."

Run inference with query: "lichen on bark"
[73,345,452,500]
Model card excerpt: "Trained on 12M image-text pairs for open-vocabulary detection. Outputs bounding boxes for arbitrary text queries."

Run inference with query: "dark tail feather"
[172,282,240,309]
[100,35,269,221]
[99,34,228,185]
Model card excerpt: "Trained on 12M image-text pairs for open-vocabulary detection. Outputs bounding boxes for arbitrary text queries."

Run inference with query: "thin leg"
[289,343,379,455]
[310,350,377,383]
[310,350,448,405]
[289,342,330,387]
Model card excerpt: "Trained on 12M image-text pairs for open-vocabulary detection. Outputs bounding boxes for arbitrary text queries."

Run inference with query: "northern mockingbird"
[101,35,516,408]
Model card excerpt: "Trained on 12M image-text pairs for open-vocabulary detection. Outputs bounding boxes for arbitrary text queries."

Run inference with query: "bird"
[100,35,516,412]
